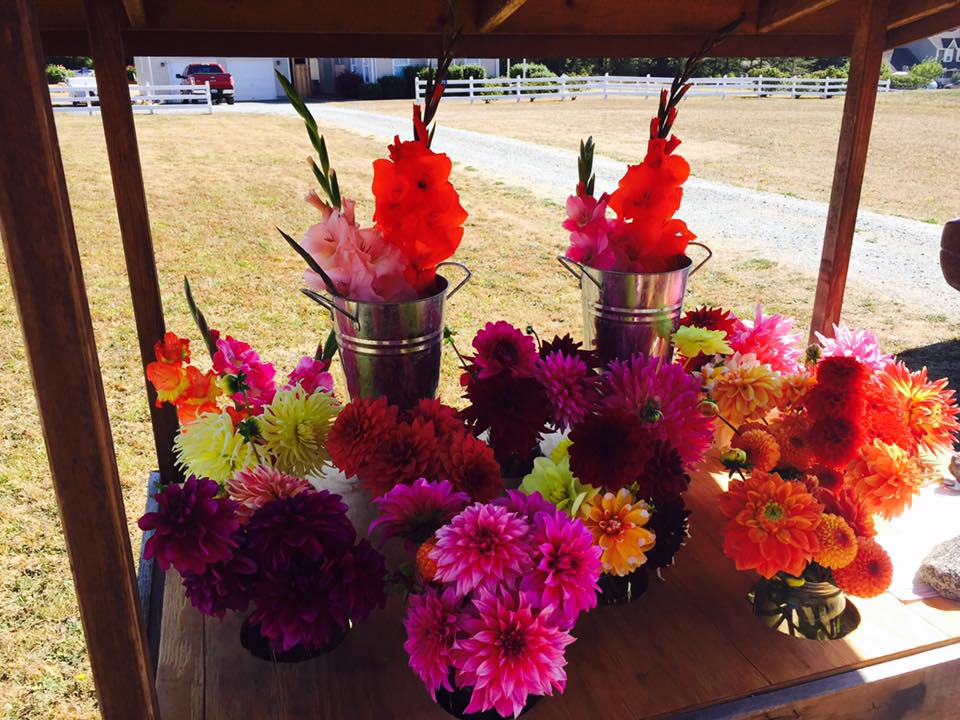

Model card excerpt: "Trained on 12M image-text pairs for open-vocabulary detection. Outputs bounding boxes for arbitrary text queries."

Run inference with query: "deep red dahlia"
[461,374,551,463]
[470,321,538,379]
[333,539,387,622]
[538,333,602,369]
[808,416,863,468]
[440,430,504,501]
[568,408,656,490]
[644,494,691,570]
[181,546,257,619]
[816,356,867,391]
[680,305,743,337]
[636,440,691,503]
[803,384,864,421]
[361,420,439,497]
[328,397,400,478]
[810,465,844,493]
[404,398,463,438]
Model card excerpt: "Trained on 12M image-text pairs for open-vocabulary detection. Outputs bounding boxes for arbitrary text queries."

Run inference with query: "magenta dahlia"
[212,335,277,410]
[471,321,538,379]
[536,350,601,430]
[334,539,387,622]
[728,305,803,374]
[284,355,334,395]
[492,490,557,524]
[181,548,257,618]
[452,589,574,718]
[369,478,471,548]
[520,511,601,626]
[603,354,714,467]
[227,465,311,522]
[430,503,531,597]
[246,489,355,568]
[404,586,463,699]
[139,476,240,575]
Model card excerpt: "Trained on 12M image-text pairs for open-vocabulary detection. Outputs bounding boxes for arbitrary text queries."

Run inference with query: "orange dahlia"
[833,538,892,598]
[880,361,960,454]
[580,488,656,577]
[848,439,929,520]
[702,353,783,428]
[416,537,439,583]
[812,514,858,569]
[731,428,781,472]
[719,470,823,579]
[770,414,814,472]
[777,371,816,413]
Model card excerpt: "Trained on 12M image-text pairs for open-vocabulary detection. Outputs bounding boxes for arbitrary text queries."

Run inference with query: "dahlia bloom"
[729,305,803,374]
[568,408,654,490]
[327,396,400,478]
[819,486,876,539]
[406,398,463,438]
[718,470,823,579]
[368,478,471,548]
[362,420,439,498]
[258,386,341,476]
[703,352,783,429]
[604,354,714,467]
[833,538,893,598]
[680,305,744,337]
[815,324,892,372]
[440,430,504,502]
[404,587,463,699]
[812,514,858,570]
[731,428,780,473]
[644,494,690,570]
[847,439,930,519]
[770,414,814,472]
[580,489,656,577]
[535,350,600,430]
[671,325,732,359]
[492,490,558,525]
[227,465,311,522]
[879,361,960,454]
[284,356,334,395]
[471,321,538,379]
[430,503,531,597]
[335,539,388,622]
[212,335,277,410]
[461,374,551,462]
[520,454,599,518]
[520,511,602,626]
[139,476,240,575]
[174,411,257,484]
[181,549,257,618]
[816,356,867,391]
[452,589,574,718]
[636,440,691,502]
[808,416,863,468]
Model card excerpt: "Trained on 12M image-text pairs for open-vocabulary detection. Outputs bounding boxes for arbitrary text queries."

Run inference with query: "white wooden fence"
[415,74,892,103]
[48,82,213,114]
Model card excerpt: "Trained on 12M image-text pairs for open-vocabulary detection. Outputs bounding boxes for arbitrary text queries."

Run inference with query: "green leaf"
[321,329,338,363]
[310,159,331,197]
[183,276,217,361]
[318,136,330,175]
[329,169,342,210]
[276,226,340,296]
[306,122,324,158]
[275,69,317,131]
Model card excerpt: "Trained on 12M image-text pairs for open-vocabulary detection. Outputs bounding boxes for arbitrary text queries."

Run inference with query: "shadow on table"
[898,340,960,450]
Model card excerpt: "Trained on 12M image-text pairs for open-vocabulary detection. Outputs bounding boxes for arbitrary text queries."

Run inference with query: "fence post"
[603,72,609,100]
[516,75,521,102]
[560,73,566,101]
[758,74,764,98]
[792,75,798,99]
[414,77,420,103]
[205,80,212,113]
[86,88,93,115]
[468,76,474,104]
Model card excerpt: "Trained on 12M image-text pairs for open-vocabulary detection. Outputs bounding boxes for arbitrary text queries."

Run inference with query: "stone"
[917,535,960,601]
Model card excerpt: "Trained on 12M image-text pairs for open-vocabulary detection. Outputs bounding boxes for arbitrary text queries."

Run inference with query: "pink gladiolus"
[285,356,334,395]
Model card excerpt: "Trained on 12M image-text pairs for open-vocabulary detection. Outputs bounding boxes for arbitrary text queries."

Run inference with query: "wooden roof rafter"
[757,0,843,33]
[476,0,528,33]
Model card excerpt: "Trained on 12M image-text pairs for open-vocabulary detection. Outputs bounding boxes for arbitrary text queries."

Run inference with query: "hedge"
[46,64,72,84]
[358,82,384,100]
[378,75,407,99]
[335,71,363,99]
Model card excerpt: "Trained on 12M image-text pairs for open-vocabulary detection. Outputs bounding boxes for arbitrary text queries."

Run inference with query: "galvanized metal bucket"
[303,261,471,409]
[557,242,711,364]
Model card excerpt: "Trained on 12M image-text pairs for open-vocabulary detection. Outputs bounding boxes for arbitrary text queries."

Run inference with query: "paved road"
[220,101,958,315]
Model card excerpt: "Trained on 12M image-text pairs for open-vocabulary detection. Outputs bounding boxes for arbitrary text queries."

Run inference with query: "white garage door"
[223,59,278,101]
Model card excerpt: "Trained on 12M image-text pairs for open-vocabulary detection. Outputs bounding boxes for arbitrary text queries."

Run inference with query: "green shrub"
[335,71,363,98]
[746,65,790,78]
[46,64,71,84]
[403,65,426,96]
[448,64,487,80]
[378,75,408,99]
[909,58,943,86]
[803,66,847,79]
[126,65,137,82]
[891,73,924,90]
[358,82,384,100]
[508,62,555,79]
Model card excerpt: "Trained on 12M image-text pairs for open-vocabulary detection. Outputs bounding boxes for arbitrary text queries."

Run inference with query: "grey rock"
[918,535,960,600]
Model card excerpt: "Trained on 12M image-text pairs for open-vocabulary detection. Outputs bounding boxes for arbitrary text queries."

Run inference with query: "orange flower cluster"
[372,134,468,293]
[145,332,221,423]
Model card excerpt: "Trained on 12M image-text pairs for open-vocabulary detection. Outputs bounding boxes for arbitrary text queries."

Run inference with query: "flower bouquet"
[684,307,960,638]
[275,37,470,409]
[139,302,387,658]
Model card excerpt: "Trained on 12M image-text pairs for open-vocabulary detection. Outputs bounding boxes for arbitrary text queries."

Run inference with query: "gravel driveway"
[222,101,959,316]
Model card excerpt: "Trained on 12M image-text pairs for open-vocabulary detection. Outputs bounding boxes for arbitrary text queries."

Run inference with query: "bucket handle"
[301,288,360,330]
[688,241,713,276]
[556,255,601,289]
[437,261,472,301]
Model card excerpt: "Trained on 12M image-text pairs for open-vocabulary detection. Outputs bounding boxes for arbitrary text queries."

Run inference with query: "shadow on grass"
[898,339,960,392]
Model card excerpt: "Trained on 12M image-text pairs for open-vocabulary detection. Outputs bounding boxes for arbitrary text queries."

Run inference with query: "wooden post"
[0,1,160,717]
[809,0,889,340]
[83,0,180,484]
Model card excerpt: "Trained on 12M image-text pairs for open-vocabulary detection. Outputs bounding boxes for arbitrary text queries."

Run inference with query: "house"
[888,29,960,74]
[133,57,292,101]
[306,57,501,95]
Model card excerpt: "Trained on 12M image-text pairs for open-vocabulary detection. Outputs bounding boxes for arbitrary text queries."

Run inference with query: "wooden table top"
[155,467,960,720]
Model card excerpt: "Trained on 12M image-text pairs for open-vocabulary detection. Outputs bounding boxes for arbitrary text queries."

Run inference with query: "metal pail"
[557,243,711,364]
[303,261,471,409]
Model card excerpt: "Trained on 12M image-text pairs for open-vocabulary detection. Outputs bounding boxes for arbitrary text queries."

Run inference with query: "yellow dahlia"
[879,361,960,454]
[580,489,656,577]
[174,411,257,484]
[777,371,816,413]
[259,387,341,476]
[847,439,929,520]
[731,428,781,472]
[703,352,783,428]
[812,514,858,569]
[672,325,732,359]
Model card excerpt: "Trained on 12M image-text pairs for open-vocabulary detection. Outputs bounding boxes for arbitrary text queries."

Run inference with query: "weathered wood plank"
[886,4,960,47]
[156,575,205,720]
[809,0,889,340]
[887,0,960,31]
[476,0,528,33]
[757,0,842,33]
[0,0,159,716]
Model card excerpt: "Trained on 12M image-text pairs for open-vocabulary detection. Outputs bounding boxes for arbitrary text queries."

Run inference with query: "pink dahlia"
[729,305,803,374]
[471,321,538,379]
[815,323,892,372]
[603,354,714,467]
[212,335,277,410]
[492,490,557,524]
[284,356,334,395]
[520,511,601,626]
[430,503,531,597]
[139,476,240,575]
[227,465,311,522]
[452,589,574,718]
[404,586,463,699]
[536,350,600,430]
[368,478,471,548]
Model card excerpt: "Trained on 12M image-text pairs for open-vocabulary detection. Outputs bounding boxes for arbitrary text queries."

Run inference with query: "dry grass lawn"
[0,105,956,718]
[342,91,960,224]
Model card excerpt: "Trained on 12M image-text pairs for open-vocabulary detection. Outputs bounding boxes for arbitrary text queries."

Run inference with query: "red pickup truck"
[176,63,235,104]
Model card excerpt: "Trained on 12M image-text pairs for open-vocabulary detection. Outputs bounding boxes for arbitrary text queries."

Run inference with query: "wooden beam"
[476,0,527,33]
[83,0,181,486]
[887,5,960,47]
[121,0,146,27]
[757,0,842,33]
[0,0,160,717]
[810,0,889,341]
[887,0,960,31]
